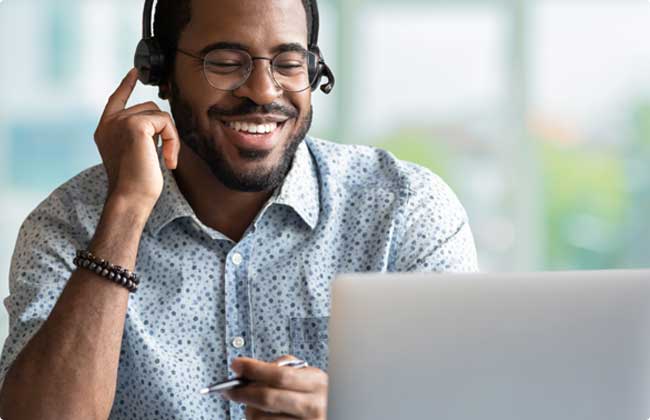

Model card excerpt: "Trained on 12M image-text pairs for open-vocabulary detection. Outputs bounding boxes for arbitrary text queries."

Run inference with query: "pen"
[199,359,309,395]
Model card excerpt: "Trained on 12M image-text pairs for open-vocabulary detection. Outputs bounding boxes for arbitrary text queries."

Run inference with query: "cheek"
[173,73,224,129]
[290,91,312,125]
[293,91,311,113]
[175,67,206,101]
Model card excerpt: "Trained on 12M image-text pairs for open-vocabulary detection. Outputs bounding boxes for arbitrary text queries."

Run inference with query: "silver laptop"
[327,270,650,420]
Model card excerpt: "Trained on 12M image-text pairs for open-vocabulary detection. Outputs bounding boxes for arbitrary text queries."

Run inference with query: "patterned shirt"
[1,137,478,419]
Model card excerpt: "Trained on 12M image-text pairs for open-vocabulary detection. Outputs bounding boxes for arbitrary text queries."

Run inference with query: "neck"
[172,143,272,242]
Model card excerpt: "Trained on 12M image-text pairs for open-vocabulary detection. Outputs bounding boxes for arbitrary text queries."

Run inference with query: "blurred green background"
[1,0,650,343]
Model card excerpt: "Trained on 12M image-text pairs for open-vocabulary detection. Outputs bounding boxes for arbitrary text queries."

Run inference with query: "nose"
[233,59,283,105]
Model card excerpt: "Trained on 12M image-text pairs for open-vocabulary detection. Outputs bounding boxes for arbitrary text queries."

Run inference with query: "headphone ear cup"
[308,50,323,92]
[134,38,166,86]
[310,63,324,92]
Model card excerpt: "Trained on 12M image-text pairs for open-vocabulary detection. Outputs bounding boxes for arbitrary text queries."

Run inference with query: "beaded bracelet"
[73,250,139,293]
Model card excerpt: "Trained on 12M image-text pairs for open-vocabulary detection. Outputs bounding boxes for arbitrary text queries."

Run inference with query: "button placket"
[224,243,254,386]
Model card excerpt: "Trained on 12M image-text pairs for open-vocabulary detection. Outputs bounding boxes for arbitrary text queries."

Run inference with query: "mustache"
[207,99,299,120]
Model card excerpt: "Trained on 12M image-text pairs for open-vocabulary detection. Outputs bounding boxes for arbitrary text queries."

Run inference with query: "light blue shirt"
[1,137,478,419]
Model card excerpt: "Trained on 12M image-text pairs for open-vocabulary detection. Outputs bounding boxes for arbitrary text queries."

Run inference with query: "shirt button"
[231,252,243,266]
[232,336,246,348]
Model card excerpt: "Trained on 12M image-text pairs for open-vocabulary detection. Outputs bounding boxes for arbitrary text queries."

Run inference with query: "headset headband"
[141,0,320,49]
[142,0,154,39]
[308,0,320,48]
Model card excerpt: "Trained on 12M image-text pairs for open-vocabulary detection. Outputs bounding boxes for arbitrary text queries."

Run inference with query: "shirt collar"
[272,139,320,230]
[146,139,320,237]
[145,154,196,237]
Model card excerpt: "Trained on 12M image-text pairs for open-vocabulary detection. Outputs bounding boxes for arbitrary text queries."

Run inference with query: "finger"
[161,128,180,170]
[232,357,325,392]
[125,112,180,169]
[158,114,180,170]
[245,406,300,420]
[226,383,324,418]
[102,68,139,120]
[123,101,160,116]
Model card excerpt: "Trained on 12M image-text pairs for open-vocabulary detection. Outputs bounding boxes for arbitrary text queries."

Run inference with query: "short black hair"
[153,0,314,78]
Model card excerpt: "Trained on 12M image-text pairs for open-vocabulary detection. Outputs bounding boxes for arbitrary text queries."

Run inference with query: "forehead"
[181,0,309,51]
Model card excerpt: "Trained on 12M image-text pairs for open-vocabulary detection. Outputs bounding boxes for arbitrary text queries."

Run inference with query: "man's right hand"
[94,68,180,208]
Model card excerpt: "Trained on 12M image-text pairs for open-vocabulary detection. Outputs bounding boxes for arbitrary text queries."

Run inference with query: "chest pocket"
[289,316,330,372]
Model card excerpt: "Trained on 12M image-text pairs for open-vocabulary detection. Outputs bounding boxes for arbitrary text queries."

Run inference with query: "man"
[0,0,478,418]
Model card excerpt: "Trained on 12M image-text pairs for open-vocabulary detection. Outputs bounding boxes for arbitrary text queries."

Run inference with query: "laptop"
[327,270,650,420]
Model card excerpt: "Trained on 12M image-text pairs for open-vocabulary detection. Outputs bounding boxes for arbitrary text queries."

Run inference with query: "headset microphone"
[134,0,335,94]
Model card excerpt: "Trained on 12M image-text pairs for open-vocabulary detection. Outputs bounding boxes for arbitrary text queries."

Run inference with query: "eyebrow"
[198,41,308,56]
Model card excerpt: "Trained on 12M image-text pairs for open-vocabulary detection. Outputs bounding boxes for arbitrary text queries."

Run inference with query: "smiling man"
[0,0,478,419]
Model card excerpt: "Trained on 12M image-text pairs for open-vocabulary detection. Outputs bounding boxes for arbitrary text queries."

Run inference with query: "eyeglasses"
[177,48,321,93]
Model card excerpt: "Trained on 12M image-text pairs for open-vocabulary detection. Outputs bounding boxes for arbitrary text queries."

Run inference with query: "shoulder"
[305,136,458,204]
[19,164,107,244]
[55,163,108,206]
[9,164,107,286]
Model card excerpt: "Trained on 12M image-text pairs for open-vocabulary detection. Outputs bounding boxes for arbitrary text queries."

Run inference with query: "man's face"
[169,0,313,192]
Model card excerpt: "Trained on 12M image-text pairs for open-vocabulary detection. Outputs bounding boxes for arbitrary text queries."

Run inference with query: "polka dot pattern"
[0,137,478,419]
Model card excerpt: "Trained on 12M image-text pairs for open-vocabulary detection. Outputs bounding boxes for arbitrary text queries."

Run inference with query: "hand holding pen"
[201,356,328,420]
[199,358,309,394]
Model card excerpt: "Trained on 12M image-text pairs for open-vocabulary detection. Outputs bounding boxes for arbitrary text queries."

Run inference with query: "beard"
[168,82,313,193]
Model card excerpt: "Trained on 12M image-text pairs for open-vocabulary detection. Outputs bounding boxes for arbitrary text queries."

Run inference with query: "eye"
[205,61,244,74]
[275,63,303,71]
[276,62,303,69]
[274,56,307,75]
[204,49,249,74]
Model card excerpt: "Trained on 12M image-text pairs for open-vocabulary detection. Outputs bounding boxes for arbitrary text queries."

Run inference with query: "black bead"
[74,249,137,293]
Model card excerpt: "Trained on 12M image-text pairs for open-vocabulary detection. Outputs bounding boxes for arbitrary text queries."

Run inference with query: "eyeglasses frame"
[176,47,323,93]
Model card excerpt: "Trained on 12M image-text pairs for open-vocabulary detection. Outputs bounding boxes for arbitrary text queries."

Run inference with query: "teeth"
[227,121,279,134]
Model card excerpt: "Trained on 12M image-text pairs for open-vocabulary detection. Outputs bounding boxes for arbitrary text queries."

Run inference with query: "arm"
[0,68,180,420]
[0,196,149,419]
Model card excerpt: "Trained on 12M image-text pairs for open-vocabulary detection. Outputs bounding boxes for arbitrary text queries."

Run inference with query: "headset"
[134,0,335,94]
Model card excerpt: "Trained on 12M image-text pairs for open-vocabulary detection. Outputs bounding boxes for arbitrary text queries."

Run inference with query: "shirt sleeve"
[0,189,83,389]
[392,166,479,273]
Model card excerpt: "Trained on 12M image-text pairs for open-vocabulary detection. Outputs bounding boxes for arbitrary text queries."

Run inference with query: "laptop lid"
[327,270,650,420]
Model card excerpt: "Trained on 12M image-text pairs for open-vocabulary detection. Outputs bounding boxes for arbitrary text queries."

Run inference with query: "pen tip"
[199,388,210,395]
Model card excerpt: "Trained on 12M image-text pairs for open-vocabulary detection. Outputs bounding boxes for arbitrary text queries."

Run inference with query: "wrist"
[89,193,154,271]
[105,191,157,223]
